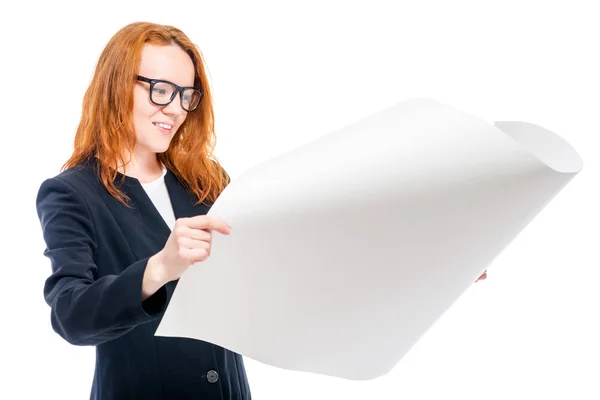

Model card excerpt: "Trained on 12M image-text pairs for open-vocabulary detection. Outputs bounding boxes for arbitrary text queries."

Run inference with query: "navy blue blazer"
[36,157,251,399]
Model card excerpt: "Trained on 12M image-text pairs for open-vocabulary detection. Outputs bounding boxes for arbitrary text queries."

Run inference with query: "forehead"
[138,43,196,87]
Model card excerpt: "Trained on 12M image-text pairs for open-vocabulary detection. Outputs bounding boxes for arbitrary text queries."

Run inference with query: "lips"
[153,121,174,135]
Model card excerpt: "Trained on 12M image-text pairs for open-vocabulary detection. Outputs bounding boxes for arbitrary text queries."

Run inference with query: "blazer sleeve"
[36,176,168,346]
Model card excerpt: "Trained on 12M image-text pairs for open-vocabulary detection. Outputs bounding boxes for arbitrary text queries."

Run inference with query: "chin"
[152,144,172,154]
[142,139,172,155]
[137,129,176,154]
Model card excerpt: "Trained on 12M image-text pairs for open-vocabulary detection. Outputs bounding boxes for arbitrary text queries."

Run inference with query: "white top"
[140,169,176,231]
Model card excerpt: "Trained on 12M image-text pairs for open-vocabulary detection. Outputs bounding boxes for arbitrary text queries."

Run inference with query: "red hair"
[62,21,228,206]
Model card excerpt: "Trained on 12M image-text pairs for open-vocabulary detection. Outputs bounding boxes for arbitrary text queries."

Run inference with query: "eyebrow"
[137,73,196,86]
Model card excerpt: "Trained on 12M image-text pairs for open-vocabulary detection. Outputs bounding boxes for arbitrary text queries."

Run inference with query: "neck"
[119,150,164,183]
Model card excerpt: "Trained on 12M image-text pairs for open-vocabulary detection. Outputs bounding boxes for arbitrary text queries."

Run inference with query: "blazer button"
[207,370,219,383]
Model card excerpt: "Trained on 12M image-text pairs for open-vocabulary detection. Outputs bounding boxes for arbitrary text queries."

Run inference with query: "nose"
[161,91,186,116]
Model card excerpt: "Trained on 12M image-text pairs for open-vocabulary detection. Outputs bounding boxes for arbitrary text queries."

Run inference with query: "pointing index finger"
[186,215,231,234]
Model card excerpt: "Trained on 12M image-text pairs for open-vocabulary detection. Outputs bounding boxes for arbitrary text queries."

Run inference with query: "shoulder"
[36,158,101,210]
[35,162,99,253]
[56,158,100,187]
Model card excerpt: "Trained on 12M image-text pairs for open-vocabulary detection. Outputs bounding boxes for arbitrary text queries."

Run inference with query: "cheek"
[179,114,188,126]
[133,91,158,126]
[174,115,188,132]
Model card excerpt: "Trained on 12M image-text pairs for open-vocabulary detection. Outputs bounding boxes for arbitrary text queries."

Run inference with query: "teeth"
[154,122,172,130]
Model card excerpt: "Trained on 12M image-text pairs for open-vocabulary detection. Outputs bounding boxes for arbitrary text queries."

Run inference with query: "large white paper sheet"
[155,98,582,380]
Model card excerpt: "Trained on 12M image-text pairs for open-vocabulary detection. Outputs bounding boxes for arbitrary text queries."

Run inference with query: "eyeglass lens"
[151,82,201,111]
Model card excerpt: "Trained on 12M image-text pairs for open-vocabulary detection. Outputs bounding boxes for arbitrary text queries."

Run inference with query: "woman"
[35,22,251,399]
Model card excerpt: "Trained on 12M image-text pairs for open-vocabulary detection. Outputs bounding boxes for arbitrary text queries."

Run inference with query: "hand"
[475,270,487,282]
[142,215,231,299]
[158,215,232,281]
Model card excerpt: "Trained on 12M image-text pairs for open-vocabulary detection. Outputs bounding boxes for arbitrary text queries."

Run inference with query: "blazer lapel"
[86,156,213,260]
[121,169,212,248]
[121,177,172,249]
[164,171,212,220]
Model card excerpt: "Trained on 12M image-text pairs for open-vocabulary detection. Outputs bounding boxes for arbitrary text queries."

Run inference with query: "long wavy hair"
[62,21,228,206]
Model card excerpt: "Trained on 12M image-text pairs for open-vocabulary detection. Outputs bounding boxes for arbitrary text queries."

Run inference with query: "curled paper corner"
[156,98,583,381]
[390,98,583,174]
[493,120,583,174]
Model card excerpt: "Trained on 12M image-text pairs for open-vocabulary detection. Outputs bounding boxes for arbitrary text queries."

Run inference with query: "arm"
[36,177,168,346]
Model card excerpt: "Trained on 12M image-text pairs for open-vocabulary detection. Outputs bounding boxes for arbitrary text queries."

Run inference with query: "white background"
[2,1,599,399]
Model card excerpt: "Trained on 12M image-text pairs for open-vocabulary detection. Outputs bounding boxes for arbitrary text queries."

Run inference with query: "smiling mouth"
[153,122,173,134]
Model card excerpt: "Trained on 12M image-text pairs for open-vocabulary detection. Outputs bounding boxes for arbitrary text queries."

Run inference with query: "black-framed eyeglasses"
[136,75,203,112]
